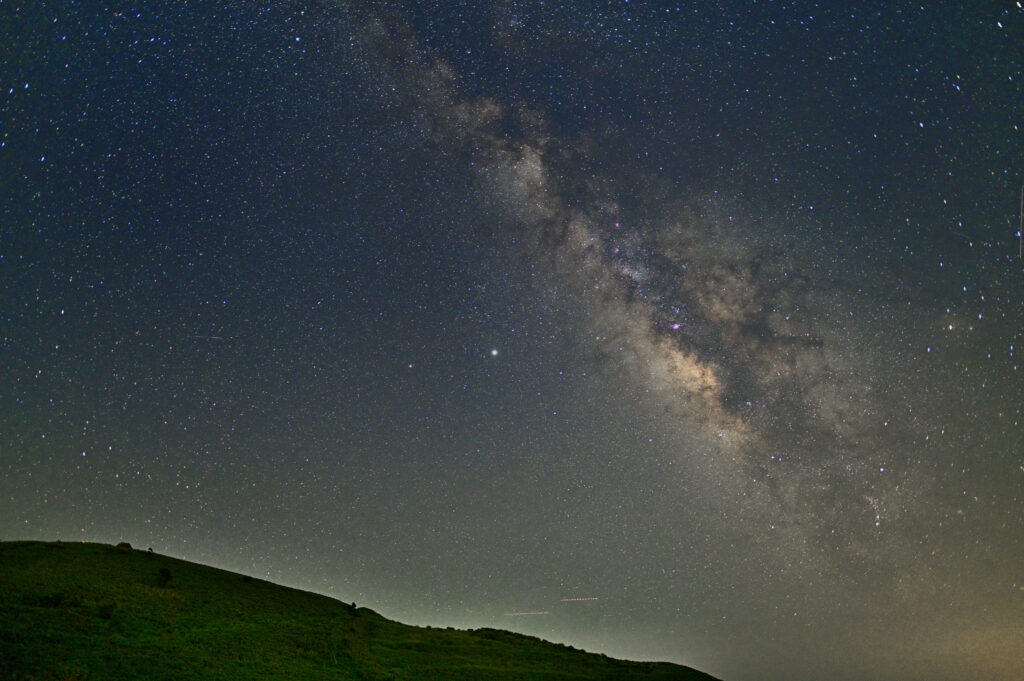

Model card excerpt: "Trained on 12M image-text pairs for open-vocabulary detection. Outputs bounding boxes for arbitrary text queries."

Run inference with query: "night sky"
[3,2,1024,680]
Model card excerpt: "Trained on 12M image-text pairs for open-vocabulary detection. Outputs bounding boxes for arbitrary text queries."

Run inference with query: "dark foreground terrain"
[0,541,719,680]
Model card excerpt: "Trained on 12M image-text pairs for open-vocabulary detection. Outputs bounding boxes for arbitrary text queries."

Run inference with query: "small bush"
[156,567,172,588]
[34,592,65,608]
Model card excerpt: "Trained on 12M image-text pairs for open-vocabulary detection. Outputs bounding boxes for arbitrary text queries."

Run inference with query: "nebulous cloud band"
[347,3,924,577]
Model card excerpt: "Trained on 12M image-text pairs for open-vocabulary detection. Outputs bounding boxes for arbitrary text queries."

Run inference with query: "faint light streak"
[504,611,550,616]
[559,597,599,602]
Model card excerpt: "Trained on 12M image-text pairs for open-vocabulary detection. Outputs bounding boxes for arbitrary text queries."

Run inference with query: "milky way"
[371,32,926,582]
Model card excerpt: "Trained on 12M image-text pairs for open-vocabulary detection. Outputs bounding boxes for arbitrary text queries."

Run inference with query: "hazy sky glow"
[3,3,1023,680]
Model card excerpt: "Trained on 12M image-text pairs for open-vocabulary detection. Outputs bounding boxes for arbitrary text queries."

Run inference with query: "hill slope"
[0,541,720,681]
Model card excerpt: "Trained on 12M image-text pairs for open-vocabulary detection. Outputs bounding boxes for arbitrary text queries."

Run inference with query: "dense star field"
[2,3,1023,681]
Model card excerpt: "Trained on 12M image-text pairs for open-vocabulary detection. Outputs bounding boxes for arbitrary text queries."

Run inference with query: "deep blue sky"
[3,3,1023,680]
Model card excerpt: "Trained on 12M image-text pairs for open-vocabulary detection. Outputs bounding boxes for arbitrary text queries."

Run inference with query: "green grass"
[0,541,719,681]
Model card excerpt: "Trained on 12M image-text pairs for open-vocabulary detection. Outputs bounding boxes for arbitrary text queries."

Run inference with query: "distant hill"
[0,541,721,680]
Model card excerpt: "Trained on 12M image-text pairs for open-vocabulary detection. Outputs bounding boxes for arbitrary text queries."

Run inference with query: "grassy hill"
[0,541,720,681]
